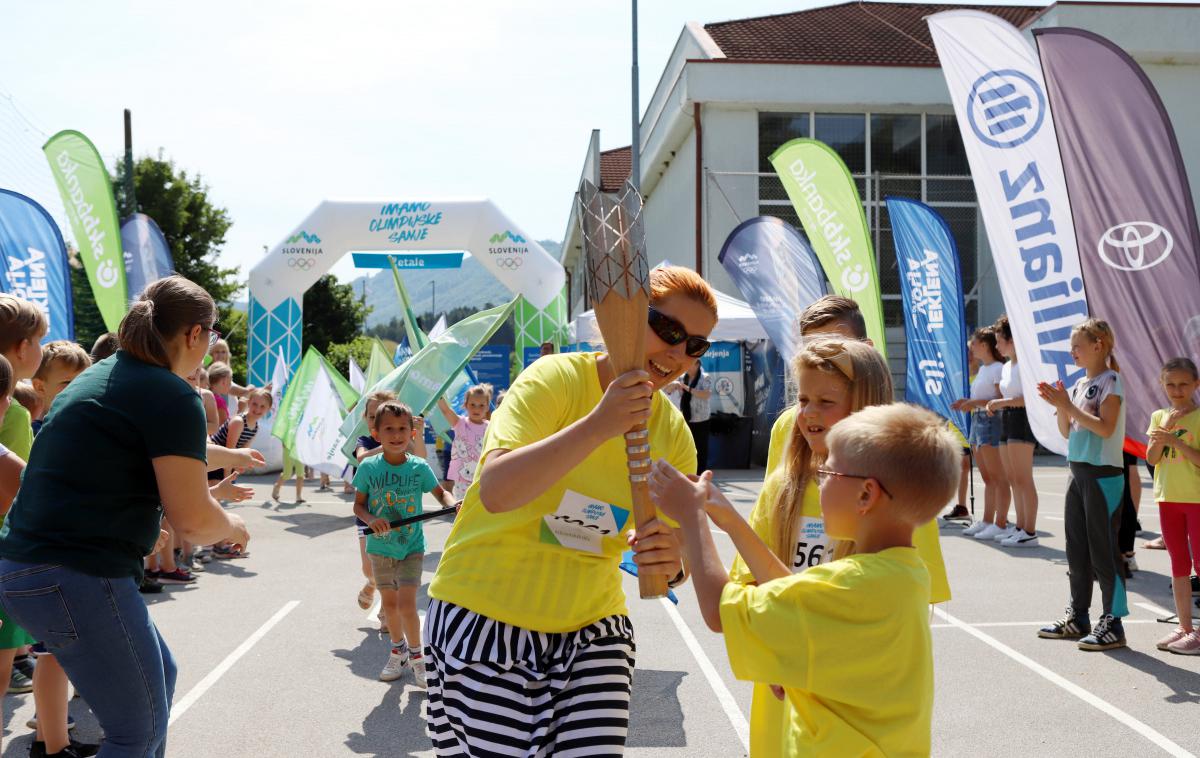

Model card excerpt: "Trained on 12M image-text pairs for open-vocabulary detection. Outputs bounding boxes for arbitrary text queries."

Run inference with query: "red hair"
[649,266,717,320]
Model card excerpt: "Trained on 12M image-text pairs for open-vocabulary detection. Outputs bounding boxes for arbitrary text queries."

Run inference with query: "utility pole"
[631,0,641,191]
[123,109,137,213]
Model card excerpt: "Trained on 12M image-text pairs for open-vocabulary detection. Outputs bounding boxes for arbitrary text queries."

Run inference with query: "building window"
[925,114,974,202]
[871,114,922,175]
[753,110,981,329]
[758,113,810,171]
[758,113,810,200]
[814,114,866,173]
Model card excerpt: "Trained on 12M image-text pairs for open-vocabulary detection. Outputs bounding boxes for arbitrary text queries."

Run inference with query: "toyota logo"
[967,70,1046,149]
[287,257,317,271]
[1097,222,1174,271]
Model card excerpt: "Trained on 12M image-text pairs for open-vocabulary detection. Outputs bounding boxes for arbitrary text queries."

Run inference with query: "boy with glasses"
[650,403,960,756]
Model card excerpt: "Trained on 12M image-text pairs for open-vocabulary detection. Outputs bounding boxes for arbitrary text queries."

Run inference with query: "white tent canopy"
[571,286,768,344]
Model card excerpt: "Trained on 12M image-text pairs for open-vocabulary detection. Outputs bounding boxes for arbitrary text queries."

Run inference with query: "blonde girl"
[1037,318,1128,651]
[436,383,493,500]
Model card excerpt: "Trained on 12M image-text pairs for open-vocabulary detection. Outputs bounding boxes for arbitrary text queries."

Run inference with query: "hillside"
[356,239,561,327]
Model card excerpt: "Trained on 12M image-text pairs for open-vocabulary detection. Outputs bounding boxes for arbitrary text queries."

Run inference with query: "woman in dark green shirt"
[0,276,250,758]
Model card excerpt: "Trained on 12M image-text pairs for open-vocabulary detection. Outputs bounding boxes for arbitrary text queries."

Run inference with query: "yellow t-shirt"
[764,405,951,604]
[765,406,797,477]
[1149,407,1200,503]
[428,352,697,633]
[729,473,828,757]
[720,547,934,758]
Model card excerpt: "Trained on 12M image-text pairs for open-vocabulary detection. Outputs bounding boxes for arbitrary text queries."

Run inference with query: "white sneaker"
[992,524,1018,542]
[410,655,427,689]
[1125,553,1139,572]
[1002,530,1040,548]
[379,647,410,682]
[962,520,991,537]
[974,523,1004,540]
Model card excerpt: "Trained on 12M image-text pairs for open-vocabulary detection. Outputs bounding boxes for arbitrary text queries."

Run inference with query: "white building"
[561,1,1200,388]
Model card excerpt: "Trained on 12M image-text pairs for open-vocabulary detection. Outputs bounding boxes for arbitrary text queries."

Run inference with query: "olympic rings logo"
[492,256,524,270]
[287,257,317,271]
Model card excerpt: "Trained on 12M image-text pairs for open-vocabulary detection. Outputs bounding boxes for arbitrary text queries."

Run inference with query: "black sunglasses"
[648,307,711,358]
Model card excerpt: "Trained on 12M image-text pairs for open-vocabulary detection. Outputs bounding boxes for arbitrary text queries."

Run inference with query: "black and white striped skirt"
[424,598,636,757]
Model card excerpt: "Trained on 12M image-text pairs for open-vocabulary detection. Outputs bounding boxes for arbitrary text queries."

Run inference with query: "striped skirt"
[425,598,636,757]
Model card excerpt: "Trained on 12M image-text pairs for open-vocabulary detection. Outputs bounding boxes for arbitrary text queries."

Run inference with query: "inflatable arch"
[247,198,567,385]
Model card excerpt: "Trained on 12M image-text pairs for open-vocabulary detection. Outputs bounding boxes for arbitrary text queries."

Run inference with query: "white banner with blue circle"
[0,189,74,342]
[887,197,970,437]
[701,341,744,416]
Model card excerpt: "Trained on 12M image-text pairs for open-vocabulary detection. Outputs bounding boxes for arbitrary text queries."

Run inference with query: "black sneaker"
[138,576,165,594]
[943,505,971,520]
[1038,606,1091,639]
[1078,614,1126,651]
[8,666,32,694]
[14,654,35,679]
[30,740,99,758]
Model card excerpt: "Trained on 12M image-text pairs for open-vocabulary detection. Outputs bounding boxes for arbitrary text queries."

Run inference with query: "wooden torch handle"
[625,424,669,599]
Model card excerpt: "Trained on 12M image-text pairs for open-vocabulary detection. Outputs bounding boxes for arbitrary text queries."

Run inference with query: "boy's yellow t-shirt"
[729,472,827,757]
[763,405,951,604]
[1148,407,1200,503]
[428,352,697,633]
[720,547,934,758]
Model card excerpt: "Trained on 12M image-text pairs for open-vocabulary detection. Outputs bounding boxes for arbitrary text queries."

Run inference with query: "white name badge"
[540,489,631,554]
[793,516,829,572]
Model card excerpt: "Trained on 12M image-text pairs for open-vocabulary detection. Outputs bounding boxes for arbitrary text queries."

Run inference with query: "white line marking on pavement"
[169,600,300,726]
[1135,601,1174,618]
[659,598,750,752]
[933,607,1194,757]
[932,619,1157,629]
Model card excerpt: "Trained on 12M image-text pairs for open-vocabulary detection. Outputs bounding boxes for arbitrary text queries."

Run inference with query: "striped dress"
[208,414,258,479]
[210,413,258,449]
[425,599,635,757]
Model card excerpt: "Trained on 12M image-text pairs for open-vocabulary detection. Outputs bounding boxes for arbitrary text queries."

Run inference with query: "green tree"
[68,154,245,375]
[113,153,246,376]
[302,275,370,354]
[324,335,376,379]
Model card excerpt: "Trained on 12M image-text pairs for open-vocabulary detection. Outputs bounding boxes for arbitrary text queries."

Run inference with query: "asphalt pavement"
[2,461,1198,757]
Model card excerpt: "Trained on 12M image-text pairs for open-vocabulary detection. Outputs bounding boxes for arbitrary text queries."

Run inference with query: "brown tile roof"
[704,2,1044,67]
[599,146,632,192]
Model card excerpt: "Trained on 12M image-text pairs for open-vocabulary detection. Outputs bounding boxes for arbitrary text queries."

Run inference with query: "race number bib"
[540,490,631,554]
[793,517,829,572]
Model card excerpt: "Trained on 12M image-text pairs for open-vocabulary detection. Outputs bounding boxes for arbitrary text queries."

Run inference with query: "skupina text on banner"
[927,9,1089,455]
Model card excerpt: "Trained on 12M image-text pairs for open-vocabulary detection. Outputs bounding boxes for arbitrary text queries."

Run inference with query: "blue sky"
[2,0,1034,285]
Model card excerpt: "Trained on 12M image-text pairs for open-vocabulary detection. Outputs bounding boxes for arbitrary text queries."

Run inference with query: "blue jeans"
[0,562,177,758]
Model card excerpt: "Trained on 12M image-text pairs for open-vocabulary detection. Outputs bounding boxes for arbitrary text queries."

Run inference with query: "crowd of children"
[0,271,1197,757]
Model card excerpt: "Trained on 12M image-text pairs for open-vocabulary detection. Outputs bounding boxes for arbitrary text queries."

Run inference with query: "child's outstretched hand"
[649,460,708,523]
[211,471,253,503]
[413,416,425,435]
[699,478,740,532]
[229,448,266,473]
